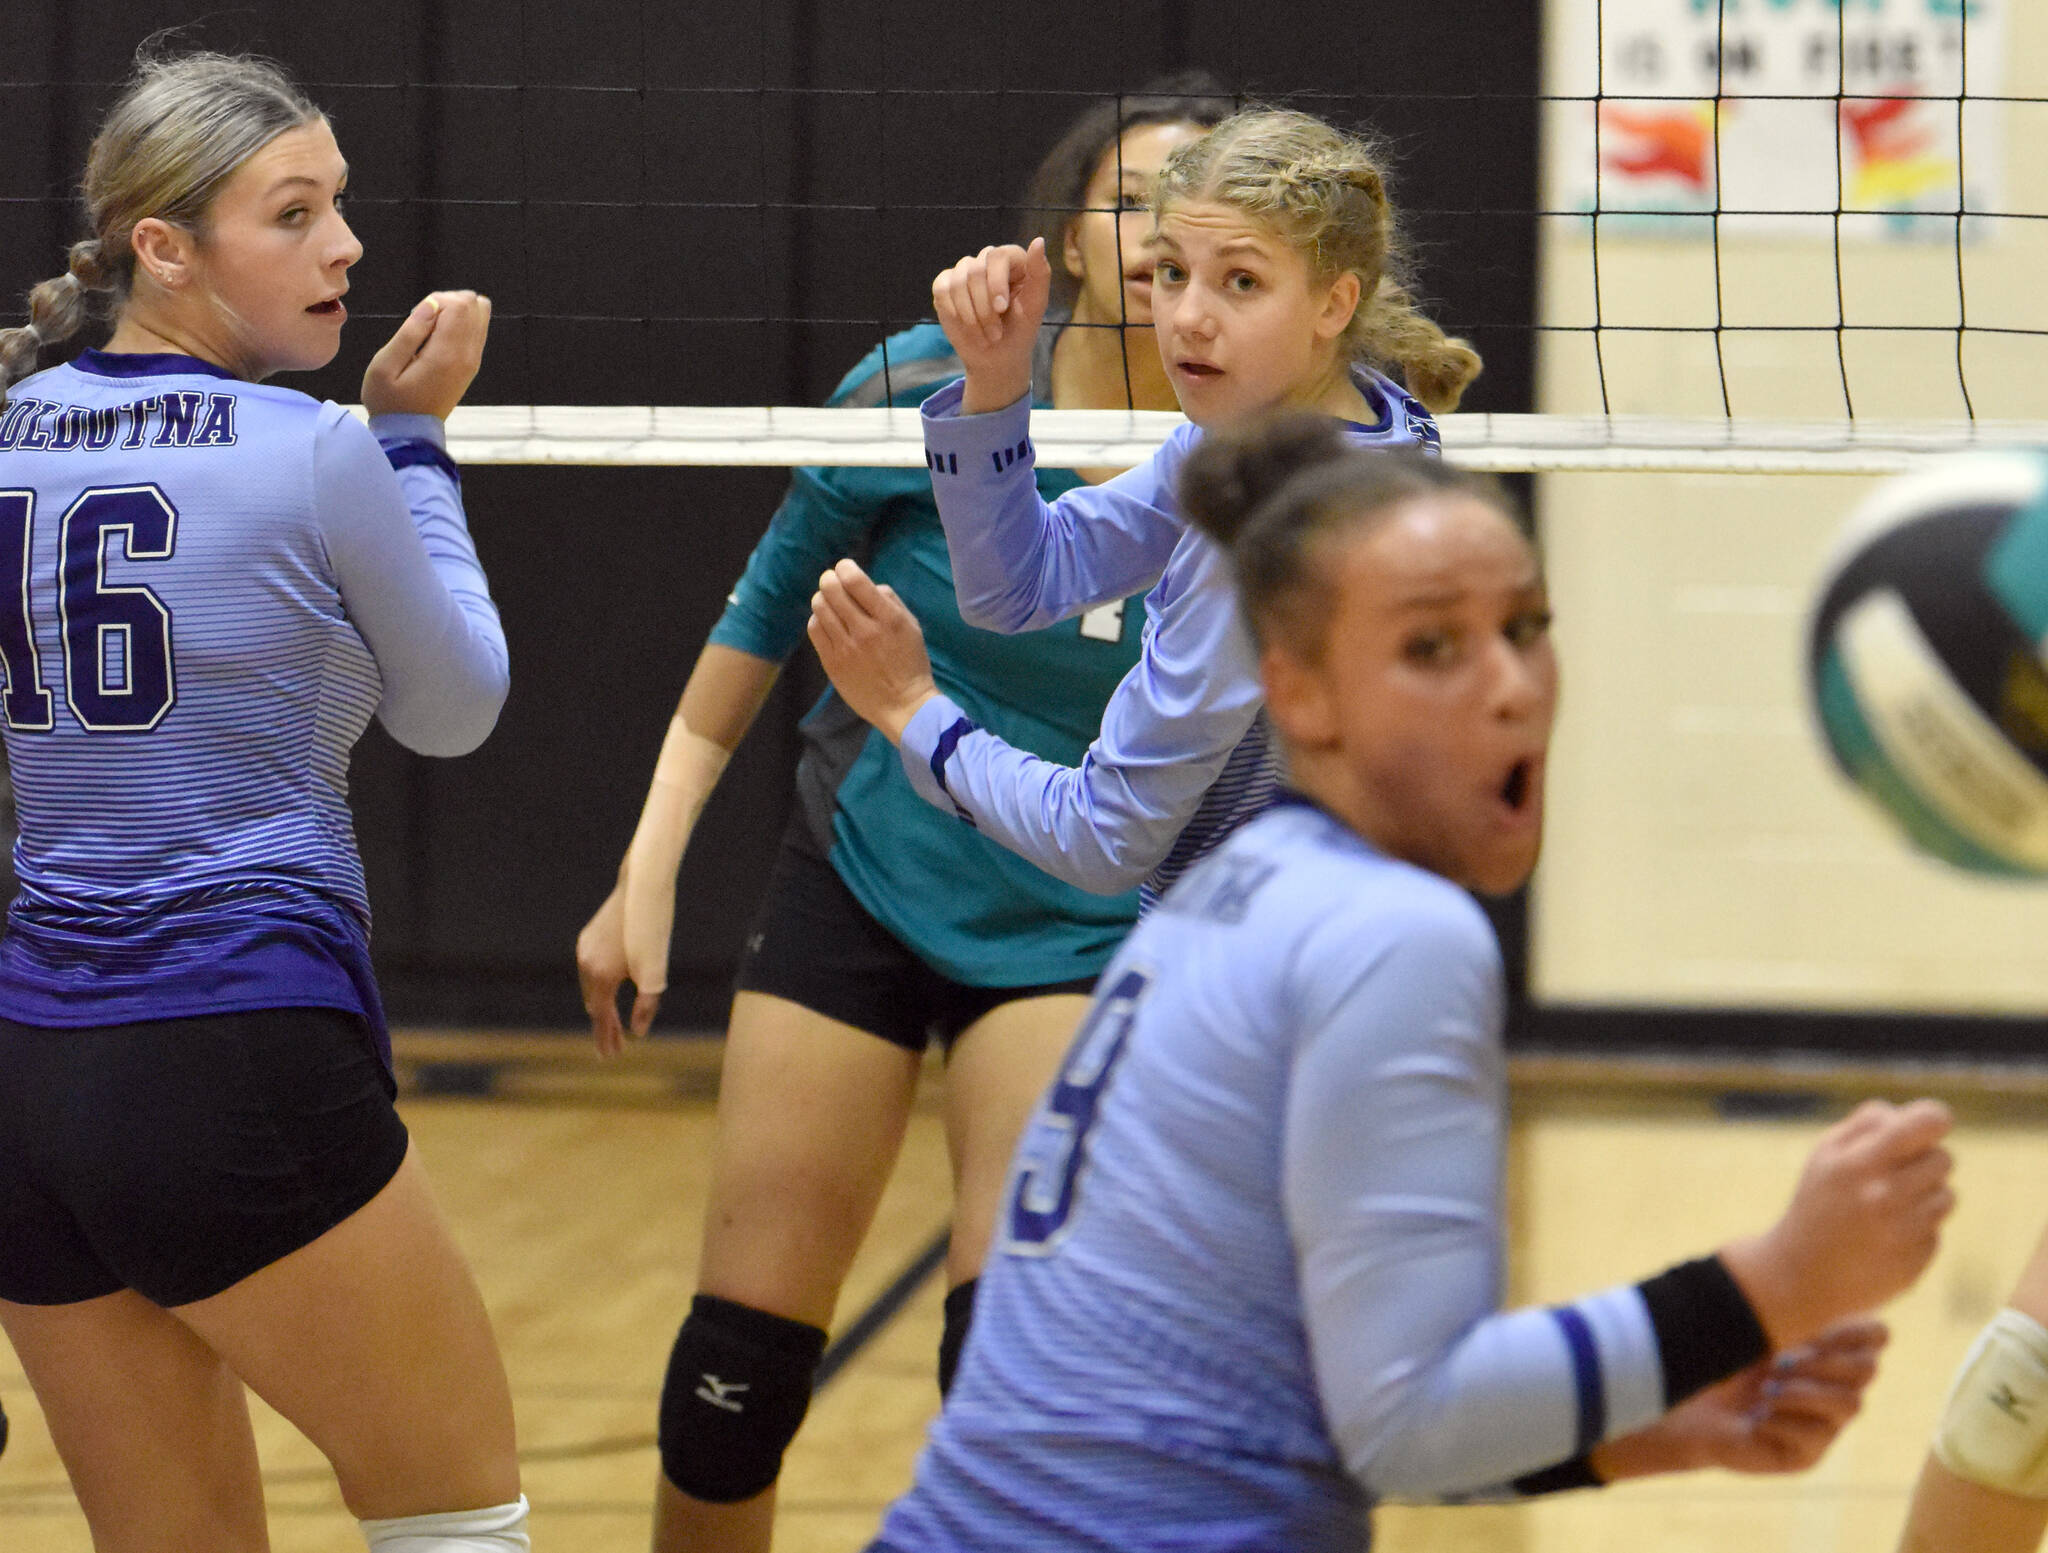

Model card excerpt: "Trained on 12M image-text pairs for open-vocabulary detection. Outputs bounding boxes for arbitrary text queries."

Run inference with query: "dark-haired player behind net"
[857,414,1955,1553]
[574,74,1232,1553]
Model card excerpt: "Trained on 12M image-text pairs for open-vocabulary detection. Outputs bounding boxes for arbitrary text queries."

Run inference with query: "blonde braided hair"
[1151,108,1481,413]
[0,48,320,409]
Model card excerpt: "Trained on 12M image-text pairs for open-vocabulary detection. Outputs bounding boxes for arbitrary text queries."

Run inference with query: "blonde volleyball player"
[0,50,522,1553]
[857,415,1954,1552]
[574,77,1229,1553]
[811,107,1475,907]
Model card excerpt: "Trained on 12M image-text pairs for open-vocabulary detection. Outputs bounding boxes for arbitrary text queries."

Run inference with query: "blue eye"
[1156,260,1186,284]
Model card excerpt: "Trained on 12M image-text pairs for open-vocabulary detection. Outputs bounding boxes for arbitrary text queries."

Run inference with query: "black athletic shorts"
[0,1006,410,1308]
[734,832,1098,1055]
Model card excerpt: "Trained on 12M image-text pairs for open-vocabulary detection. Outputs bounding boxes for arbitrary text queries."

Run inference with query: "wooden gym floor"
[5,1033,2048,1551]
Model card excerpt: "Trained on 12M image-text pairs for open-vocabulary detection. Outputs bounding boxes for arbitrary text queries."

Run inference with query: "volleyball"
[1808,451,2048,876]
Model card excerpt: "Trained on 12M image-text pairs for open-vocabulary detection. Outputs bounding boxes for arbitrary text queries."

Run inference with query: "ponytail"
[0,239,121,408]
[1355,278,1482,415]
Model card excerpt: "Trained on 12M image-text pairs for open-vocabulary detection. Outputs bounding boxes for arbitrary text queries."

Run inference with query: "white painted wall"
[1528,0,2048,1010]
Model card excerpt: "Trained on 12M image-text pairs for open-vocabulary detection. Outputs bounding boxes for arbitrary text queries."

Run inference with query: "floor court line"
[9,1037,2048,1552]
[816,1227,951,1390]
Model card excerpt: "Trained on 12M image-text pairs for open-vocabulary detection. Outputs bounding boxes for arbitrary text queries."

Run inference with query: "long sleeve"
[897,527,1263,894]
[315,408,508,757]
[1282,896,1669,1504]
[901,374,1442,895]
[920,381,1191,631]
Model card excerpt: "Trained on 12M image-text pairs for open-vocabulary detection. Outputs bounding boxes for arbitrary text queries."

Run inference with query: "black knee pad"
[938,1278,978,1397]
[658,1293,827,1503]
[0,1397,8,1460]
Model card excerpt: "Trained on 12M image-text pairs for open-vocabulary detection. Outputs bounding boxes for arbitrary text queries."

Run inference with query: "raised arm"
[320,290,507,757]
[1281,898,1955,1505]
[926,240,1186,630]
[922,381,1188,630]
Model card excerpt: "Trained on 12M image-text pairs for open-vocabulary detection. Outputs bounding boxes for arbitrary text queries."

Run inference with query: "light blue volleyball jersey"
[0,350,507,1056]
[872,799,1670,1552]
[906,367,1440,910]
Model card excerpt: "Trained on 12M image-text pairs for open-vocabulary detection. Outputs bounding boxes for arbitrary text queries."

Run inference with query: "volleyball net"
[8,0,2044,476]
[423,402,2043,476]
[424,0,2044,476]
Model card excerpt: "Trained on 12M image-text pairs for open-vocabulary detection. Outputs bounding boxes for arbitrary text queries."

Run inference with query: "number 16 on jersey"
[0,485,178,733]
[1002,965,1153,1256]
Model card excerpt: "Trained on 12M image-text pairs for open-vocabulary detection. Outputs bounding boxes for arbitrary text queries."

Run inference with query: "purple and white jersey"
[871,800,1668,1552]
[903,368,1438,907]
[0,350,506,1054]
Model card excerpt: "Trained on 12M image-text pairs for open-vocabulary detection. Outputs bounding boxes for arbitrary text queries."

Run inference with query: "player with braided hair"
[0,241,119,393]
[811,107,1478,906]
[0,47,521,1552]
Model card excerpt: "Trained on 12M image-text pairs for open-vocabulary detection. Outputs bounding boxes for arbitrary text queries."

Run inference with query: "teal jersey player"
[708,323,1144,986]
[575,94,1228,1544]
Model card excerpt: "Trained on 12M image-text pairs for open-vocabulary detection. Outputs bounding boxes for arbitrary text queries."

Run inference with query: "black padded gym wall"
[0,0,1541,1028]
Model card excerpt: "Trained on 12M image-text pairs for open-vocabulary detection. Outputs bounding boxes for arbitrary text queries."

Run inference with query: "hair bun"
[1178,410,1355,547]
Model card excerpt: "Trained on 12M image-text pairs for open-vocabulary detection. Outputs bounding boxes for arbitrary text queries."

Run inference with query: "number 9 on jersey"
[1002,965,1153,1256]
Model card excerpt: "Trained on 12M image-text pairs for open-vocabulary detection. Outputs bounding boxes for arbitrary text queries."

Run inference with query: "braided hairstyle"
[1150,108,1482,414]
[0,48,321,408]
[1180,409,1518,657]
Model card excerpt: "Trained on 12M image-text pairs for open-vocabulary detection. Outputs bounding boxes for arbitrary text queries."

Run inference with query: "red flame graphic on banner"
[1600,105,1713,189]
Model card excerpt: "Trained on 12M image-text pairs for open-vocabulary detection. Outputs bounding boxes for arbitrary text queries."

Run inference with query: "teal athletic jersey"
[708,324,1145,987]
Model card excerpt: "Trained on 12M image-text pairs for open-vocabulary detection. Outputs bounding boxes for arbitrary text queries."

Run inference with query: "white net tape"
[363,404,2048,477]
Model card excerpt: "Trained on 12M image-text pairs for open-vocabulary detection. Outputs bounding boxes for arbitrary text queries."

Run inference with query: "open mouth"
[306,299,344,316]
[1501,759,1533,813]
[1176,360,1222,378]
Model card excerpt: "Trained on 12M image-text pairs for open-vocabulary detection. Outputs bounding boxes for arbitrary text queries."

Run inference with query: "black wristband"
[1511,1454,1603,1496]
[1636,1254,1770,1406]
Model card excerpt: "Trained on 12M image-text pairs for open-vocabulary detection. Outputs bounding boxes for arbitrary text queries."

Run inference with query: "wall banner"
[1550,0,2006,240]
